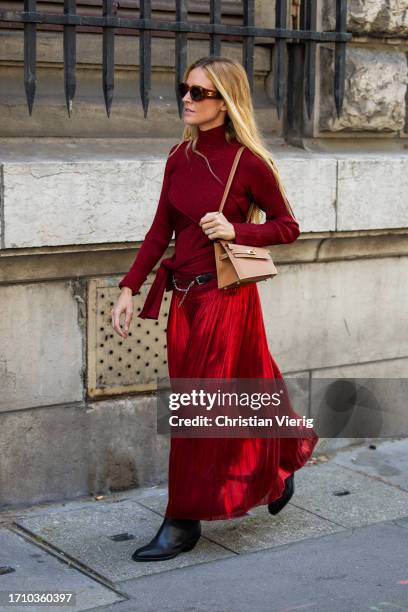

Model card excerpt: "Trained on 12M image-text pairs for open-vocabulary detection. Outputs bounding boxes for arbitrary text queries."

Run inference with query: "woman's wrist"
[121,286,133,296]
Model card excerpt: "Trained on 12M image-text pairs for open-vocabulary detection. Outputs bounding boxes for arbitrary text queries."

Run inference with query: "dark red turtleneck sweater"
[118,122,300,319]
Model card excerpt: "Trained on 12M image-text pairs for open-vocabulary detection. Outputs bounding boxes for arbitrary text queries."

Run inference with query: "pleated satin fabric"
[164,280,319,521]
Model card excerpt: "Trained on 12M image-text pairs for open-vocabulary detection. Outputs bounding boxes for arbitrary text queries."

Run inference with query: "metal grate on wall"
[87,273,170,398]
[0,0,352,126]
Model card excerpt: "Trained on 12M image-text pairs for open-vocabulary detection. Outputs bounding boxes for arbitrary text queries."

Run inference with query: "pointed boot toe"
[132,517,201,562]
[268,473,295,515]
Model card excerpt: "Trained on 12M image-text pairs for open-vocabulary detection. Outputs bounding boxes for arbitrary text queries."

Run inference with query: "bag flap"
[225,243,271,257]
[219,252,271,261]
[232,252,272,260]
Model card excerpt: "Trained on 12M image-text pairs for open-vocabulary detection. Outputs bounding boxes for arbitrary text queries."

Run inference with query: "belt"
[172,272,214,307]
[138,257,214,320]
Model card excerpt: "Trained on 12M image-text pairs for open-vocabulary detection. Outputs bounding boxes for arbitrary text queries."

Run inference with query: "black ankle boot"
[131,517,201,562]
[268,473,295,515]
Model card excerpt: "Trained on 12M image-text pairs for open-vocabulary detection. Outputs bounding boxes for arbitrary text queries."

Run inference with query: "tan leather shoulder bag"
[214,145,278,290]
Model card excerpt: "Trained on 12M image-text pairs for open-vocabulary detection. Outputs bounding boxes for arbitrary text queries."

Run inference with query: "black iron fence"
[0,0,352,126]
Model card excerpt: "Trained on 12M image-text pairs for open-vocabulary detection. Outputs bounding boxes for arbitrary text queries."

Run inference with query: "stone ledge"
[1,233,408,286]
[1,144,407,249]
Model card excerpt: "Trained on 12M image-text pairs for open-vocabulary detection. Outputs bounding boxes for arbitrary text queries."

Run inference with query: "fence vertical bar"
[175,0,188,119]
[209,0,221,57]
[23,0,37,115]
[242,0,255,93]
[334,0,347,118]
[304,0,317,119]
[63,0,77,116]
[102,0,115,118]
[139,0,151,119]
[274,0,288,119]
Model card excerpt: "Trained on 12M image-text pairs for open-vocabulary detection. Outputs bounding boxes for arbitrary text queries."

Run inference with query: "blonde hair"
[168,56,297,223]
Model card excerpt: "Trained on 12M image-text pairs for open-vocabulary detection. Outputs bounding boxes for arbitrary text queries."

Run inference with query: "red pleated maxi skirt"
[164,278,319,521]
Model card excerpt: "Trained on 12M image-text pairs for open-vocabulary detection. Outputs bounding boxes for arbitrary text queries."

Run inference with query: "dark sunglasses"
[178,82,223,102]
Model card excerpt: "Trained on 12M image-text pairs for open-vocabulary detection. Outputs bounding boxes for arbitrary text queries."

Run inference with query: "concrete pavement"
[1,438,408,612]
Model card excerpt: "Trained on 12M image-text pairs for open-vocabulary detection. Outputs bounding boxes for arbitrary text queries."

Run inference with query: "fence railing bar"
[63,0,76,116]
[274,0,288,120]
[175,0,187,119]
[139,0,151,119]
[304,0,317,120]
[334,0,347,118]
[242,0,254,94]
[300,0,306,30]
[102,0,115,118]
[0,13,351,42]
[23,0,37,115]
[209,0,221,58]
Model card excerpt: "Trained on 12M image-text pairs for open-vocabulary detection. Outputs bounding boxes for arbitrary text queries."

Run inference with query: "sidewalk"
[1,438,408,612]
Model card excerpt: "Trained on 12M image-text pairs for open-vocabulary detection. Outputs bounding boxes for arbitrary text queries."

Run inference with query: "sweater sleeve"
[231,152,300,247]
[118,146,176,295]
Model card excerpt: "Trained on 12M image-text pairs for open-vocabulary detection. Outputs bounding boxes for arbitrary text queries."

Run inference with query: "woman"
[111,56,319,562]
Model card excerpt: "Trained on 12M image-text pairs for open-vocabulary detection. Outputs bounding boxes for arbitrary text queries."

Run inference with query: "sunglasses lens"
[190,86,204,102]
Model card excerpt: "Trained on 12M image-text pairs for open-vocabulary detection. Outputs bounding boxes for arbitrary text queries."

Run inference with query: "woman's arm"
[118,145,176,295]
[231,151,300,247]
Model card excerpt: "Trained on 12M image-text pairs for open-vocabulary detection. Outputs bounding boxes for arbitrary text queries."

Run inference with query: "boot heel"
[182,537,200,552]
[268,473,295,515]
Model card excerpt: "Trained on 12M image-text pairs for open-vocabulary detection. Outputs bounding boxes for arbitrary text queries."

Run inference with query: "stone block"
[337,156,408,230]
[320,47,408,133]
[0,281,83,412]
[273,155,337,233]
[2,159,169,248]
[0,396,169,508]
[258,257,408,372]
[323,0,408,36]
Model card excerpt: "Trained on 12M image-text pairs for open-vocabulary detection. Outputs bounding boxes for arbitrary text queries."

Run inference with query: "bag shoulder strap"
[218,145,245,215]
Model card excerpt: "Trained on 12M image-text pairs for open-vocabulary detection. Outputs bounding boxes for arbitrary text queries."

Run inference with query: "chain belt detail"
[172,272,214,307]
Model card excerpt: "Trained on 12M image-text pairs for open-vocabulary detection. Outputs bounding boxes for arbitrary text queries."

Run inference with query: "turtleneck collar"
[196,122,228,147]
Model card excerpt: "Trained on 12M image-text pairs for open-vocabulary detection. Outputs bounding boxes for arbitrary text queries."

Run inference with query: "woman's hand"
[199,211,236,241]
[111,287,133,339]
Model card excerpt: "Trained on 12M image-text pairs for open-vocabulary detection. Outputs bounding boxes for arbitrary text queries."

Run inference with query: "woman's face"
[182,67,227,130]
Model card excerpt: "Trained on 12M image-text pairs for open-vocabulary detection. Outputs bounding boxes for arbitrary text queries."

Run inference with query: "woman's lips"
[184,108,195,113]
